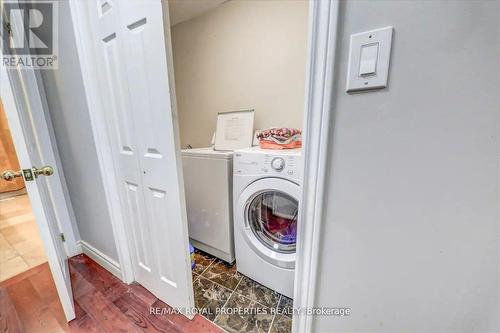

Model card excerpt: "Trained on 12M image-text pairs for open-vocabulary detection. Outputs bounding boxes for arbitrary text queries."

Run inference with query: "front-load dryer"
[233,147,301,298]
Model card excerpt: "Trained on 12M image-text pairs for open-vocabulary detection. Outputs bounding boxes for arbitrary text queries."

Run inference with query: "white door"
[0,66,76,320]
[84,0,194,311]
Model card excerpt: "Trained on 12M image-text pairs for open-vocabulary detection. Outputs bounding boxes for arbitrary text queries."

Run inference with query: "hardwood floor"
[0,254,225,333]
[0,262,68,332]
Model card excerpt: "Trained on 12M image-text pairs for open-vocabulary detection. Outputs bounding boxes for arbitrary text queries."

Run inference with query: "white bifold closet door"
[86,0,194,312]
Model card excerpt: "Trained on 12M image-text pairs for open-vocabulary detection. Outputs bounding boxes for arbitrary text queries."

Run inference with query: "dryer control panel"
[233,148,302,182]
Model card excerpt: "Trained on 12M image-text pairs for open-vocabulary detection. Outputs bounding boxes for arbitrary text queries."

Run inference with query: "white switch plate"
[359,43,378,76]
[346,26,393,92]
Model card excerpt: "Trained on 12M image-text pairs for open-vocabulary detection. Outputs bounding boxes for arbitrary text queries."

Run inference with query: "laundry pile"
[257,128,302,149]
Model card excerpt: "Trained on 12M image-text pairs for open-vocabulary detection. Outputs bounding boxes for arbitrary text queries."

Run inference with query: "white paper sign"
[214,110,254,151]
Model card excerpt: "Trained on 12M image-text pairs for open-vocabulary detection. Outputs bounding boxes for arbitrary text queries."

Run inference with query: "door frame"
[69,0,340,328]
[293,1,339,332]
[0,64,77,320]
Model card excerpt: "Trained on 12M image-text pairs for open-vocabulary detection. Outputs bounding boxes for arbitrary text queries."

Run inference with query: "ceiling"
[168,0,227,26]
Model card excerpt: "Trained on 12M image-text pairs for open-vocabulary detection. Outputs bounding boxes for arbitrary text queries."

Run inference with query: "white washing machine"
[233,147,301,298]
[182,147,235,263]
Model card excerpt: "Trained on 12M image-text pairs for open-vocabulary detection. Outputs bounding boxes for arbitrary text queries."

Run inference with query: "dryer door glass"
[247,191,298,253]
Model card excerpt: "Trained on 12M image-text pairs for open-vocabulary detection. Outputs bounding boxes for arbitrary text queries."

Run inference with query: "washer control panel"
[234,149,301,181]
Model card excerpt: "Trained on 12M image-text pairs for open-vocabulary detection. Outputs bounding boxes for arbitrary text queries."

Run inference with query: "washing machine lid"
[181,147,233,160]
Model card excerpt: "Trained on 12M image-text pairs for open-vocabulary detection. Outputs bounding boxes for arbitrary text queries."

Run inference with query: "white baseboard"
[77,240,122,280]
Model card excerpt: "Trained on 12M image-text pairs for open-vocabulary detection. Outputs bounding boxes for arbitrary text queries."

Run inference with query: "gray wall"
[314,1,499,332]
[37,1,119,262]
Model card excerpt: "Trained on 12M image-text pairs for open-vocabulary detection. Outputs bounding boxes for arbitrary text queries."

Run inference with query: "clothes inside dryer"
[247,190,298,254]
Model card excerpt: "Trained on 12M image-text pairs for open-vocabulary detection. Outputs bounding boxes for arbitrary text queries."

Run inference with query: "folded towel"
[257,128,302,149]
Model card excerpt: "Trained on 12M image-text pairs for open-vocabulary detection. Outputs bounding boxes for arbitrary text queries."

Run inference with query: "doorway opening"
[70,0,328,331]
[168,1,309,332]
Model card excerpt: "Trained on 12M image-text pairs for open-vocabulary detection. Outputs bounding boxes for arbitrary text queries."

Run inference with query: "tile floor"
[0,194,47,282]
[192,249,293,333]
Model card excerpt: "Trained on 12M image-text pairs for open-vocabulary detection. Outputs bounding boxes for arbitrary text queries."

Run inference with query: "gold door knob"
[1,170,23,181]
[1,166,54,182]
[33,166,54,178]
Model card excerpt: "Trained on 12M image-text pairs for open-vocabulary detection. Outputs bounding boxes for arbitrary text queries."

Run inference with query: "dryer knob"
[271,157,285,171]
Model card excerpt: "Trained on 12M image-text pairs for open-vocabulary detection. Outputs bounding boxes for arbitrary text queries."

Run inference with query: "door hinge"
[60,233,66,242]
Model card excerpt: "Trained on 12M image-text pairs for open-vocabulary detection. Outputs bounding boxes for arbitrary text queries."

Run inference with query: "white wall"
[171,0,308,148]
[313,1,499,332]
[37,1,119,262]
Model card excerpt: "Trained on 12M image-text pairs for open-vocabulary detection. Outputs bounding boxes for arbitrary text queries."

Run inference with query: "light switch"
[346,26,393,92]
[359,43,378,76]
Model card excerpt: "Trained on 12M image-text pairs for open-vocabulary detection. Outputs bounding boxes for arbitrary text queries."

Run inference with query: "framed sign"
[214,110,255,151]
